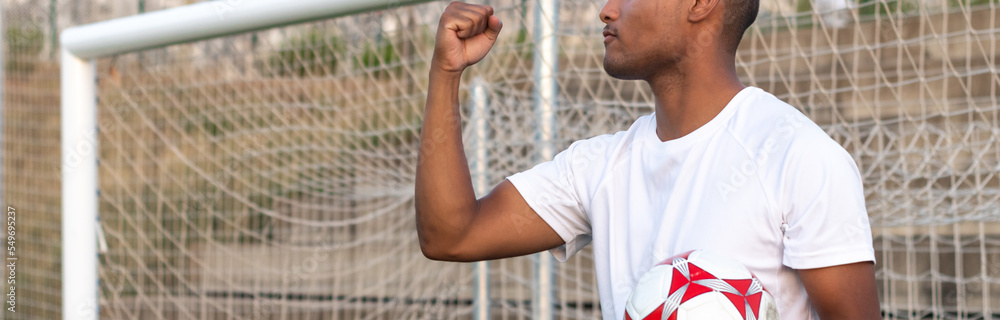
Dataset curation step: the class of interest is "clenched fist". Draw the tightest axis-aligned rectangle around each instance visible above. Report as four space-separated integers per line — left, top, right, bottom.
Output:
432 2 503 73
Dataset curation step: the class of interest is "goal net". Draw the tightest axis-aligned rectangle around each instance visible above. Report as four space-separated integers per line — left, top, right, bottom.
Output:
4 0 1000 318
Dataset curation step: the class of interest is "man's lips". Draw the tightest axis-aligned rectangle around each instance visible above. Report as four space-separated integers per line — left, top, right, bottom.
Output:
603 29 616 44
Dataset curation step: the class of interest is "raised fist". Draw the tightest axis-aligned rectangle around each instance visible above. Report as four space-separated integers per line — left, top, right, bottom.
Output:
432 2 503 73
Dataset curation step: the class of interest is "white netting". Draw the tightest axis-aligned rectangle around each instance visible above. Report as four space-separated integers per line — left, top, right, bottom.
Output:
3 0 999 318
1 1 237 319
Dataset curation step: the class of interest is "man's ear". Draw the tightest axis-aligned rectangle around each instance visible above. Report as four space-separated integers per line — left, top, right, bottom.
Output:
688 0 723 23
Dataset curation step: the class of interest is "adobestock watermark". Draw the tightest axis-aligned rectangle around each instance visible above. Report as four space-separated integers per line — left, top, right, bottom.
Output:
213 0 247 21
570 136 609 172
53 110 269 215
216 0 408 21
54 113 122 180
842 213 871 240
510 181 582 235
4 205 14 314
715 112 807 202
415 106 463 169
74 298 99 320
250 233 336 319
941 253 1000 306
184 134 270 213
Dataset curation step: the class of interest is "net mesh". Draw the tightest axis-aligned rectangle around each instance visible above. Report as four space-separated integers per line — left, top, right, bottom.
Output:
1 1 204 319
3 0 1000 318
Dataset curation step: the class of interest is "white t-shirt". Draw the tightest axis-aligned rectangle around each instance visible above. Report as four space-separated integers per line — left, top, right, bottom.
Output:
507 87 875 320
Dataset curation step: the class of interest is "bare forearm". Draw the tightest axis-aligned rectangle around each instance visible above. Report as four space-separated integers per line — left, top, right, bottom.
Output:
415 68 479 250
416 2 503 259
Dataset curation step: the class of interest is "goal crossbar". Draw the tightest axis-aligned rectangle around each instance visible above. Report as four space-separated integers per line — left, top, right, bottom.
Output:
59 1 433 318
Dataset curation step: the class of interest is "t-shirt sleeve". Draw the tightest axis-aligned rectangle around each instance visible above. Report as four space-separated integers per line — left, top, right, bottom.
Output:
780 137 876 269
506 140 595 262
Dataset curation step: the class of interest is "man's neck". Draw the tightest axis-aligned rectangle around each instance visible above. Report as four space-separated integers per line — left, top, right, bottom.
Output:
646 57 745 142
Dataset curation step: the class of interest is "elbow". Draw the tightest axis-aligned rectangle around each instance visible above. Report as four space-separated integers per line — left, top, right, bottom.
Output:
415 207 480 262
418 235 477 262
415 215 458 261
419 239 461 261
417 236 445 260
419 245 452 261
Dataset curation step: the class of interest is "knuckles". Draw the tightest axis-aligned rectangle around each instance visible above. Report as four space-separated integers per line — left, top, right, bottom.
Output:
443 2 493 20
436 2 497 45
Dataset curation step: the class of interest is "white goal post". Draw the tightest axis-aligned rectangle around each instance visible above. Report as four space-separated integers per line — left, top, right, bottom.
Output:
59 1 451 318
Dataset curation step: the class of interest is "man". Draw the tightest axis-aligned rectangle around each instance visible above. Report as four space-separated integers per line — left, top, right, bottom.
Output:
415 0 881 319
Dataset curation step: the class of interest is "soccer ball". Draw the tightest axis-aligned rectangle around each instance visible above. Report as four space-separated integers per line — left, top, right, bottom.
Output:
624 250 779 320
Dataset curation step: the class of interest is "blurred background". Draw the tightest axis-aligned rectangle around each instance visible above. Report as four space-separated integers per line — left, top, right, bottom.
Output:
2 0 1000 318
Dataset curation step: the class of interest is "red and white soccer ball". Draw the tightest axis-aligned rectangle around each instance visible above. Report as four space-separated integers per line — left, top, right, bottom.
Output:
624 250 779 320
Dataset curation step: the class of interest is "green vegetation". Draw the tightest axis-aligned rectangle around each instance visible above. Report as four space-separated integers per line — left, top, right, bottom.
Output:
854 0 920 17
265 28 346 78
514 27 533 61
947 0 998 7
264 27 417 79
6 26 44 74
357 40 401 72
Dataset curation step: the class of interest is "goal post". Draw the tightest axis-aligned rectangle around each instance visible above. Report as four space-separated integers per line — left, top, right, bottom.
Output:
59 1 443 318
60 47 98 320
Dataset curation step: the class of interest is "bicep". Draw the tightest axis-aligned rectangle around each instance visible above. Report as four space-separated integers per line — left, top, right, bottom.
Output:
449 179 565 261
797 262 880 320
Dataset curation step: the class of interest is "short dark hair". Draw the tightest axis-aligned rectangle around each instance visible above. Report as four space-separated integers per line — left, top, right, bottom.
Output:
723 0 759 53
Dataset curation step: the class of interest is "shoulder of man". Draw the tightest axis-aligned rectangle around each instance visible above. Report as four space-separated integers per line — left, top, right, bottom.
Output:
725 89 850 167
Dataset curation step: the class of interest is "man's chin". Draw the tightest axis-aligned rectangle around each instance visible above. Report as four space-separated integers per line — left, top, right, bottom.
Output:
602 59 642 80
